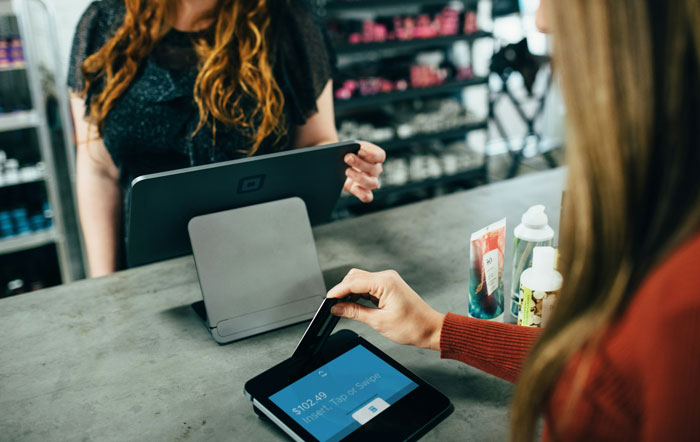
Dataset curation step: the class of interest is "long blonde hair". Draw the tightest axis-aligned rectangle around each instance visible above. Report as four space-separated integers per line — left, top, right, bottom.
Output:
81 0 286 155
511 1 700 440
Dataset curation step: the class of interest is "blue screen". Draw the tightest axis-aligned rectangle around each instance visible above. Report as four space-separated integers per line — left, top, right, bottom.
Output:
269 345 418 442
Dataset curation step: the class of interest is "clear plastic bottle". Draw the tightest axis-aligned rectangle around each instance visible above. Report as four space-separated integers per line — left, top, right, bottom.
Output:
507 205 554 324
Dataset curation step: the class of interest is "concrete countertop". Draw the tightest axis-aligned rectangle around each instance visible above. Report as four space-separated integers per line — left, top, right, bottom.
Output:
0 168 566 442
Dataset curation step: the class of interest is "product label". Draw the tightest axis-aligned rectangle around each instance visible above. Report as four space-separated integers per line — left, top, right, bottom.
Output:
483 249 499 296
518 284 559 328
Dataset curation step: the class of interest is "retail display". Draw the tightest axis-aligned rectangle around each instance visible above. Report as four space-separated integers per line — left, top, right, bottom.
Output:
329 0 491 213
0 244 59 298
0 16 24 69
0 1 83 295
327 6 475 45
338 98 479 144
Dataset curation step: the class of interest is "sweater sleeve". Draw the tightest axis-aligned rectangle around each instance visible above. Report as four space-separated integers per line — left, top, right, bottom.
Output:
440 313 540 383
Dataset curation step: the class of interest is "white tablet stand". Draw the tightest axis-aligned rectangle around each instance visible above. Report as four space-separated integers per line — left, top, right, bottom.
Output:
188 197 327 344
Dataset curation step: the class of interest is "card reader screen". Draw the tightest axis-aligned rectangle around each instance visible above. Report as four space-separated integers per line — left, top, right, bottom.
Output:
270 345 418 442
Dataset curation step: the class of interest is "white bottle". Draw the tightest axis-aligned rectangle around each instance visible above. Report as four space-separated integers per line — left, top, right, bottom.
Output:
508 205 554 323
518 247 562 328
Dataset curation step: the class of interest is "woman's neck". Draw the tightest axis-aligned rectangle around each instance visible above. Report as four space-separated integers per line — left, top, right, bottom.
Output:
172 0 218 32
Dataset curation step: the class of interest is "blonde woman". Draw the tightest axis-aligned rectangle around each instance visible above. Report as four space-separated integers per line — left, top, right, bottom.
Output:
69 0 385 276
328 0 700 440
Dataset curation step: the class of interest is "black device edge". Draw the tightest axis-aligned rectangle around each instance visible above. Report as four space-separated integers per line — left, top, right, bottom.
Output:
244 330 453 442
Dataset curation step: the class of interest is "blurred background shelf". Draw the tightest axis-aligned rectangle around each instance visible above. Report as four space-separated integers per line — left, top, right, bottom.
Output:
334 31 492 55
335 77 488 112
336 166 487 210
378 120 488 152
0 229 55 255
326 0 476 11
0 110 40 132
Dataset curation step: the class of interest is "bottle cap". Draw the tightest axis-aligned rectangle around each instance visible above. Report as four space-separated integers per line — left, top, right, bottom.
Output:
522 205 548 229
532 246 555 273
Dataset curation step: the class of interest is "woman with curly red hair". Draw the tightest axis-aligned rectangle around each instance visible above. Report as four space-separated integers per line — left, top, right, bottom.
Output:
68 0 385 276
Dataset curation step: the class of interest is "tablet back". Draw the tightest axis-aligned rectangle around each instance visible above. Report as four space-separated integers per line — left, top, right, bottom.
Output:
188 197 326 343
127 141 359 268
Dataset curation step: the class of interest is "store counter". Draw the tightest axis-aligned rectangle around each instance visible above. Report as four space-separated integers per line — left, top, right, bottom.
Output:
0 168 565 442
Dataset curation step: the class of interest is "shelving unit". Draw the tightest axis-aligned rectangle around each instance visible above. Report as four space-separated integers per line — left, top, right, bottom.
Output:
379 120 488 152
326 0 472 11
334 30 491 55
325 0 491 214
0 229 54 255
336 166 486 210
334 77 488 112
0 0 83 296
0 110 39 131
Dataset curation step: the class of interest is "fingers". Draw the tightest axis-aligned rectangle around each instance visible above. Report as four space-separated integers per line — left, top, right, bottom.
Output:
344 177 374 203
346 167 380 190
326 268 380 299
345 153 383 178
357 141 387 164
330 301 378 326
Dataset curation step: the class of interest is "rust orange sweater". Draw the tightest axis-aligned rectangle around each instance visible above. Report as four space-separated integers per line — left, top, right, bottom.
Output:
440 230 700 441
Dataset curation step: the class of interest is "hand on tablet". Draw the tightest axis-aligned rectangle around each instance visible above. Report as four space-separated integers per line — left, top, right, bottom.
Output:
344 141 386 203
327 269 445 351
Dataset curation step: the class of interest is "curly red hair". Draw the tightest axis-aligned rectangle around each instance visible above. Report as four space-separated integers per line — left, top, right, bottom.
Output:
82 0 286 155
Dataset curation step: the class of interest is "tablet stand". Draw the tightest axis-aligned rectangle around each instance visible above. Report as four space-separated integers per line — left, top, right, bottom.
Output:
188 197 327 344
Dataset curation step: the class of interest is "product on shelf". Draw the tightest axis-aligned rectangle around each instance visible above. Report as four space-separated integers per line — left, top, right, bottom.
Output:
0 150 44 186
1 245 57 298
380 140 483 189
329 6 478 45
338 98 480 143
334 50 476 100
0 16 24 68
0 163 53 240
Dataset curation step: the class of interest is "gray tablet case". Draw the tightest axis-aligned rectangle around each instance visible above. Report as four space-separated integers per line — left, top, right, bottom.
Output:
188 197 326 344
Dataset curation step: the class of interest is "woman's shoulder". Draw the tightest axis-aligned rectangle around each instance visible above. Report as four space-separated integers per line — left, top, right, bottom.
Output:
636 229 700 316
74 0 125 37
68 0 125 91
612 228 700 355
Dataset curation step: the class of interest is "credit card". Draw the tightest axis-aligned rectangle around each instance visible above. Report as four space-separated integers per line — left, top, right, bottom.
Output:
292 297 341 359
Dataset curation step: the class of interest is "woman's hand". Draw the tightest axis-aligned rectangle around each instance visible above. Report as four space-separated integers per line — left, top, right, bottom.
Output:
326 269 445 351
343 141 386 203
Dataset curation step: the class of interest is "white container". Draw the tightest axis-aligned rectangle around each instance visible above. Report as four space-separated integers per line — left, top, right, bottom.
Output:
507 205 554 323
518 247 562 328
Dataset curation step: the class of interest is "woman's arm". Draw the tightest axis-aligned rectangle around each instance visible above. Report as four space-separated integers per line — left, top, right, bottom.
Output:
71 94 122 277
326 269 541 383
294 80 386 203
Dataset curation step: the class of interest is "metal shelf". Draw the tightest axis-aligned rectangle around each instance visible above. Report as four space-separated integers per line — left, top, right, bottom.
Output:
0 229 55 255
336 166 486 210
0 64 26 73
378 120 488 151
335 31 491 55
0 170 44 188
0 110 40 132
335 77 488 112
326 0 477 11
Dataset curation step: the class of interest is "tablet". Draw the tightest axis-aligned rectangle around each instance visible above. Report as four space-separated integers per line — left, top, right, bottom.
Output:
127 140 360 267
245 329 453 442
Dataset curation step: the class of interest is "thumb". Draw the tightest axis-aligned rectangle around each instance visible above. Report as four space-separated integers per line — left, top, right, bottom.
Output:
331 301 377 325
